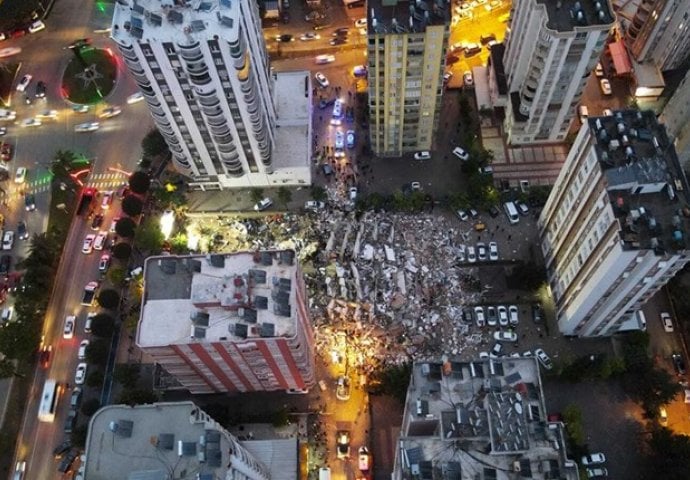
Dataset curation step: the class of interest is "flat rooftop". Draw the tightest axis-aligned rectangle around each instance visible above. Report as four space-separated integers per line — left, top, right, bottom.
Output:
397 359 578 480
537 0 614 32
587 109 690 253
273 71 312 171
139 251 298 347
84 402 297 480
368 0 451 35
112 0 240 46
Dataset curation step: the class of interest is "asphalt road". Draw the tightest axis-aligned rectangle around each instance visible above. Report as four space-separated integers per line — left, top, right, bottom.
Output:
4 1 153 478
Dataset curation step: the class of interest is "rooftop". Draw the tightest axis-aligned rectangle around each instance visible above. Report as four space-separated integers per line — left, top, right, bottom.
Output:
112 0 240 45
397 359 578 480
537 0 614 32
83 402 295 480
273 71 312 171
138 251 299 347
587 109 690 253
368 0 451 35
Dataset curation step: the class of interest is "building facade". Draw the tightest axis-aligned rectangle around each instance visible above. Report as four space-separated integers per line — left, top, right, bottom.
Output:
393 360 578 480
83 401 298 479
111 0 311 190
624 0 690 72
538 110 690 336
366 0 451 156
659 69 690 168
503 0 614 145
137 251 315 394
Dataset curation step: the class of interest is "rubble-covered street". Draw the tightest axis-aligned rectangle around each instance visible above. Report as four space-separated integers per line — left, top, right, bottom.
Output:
187 209 493 367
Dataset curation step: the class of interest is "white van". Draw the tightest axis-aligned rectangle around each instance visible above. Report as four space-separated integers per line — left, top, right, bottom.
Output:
319 467 331 480
503 202 519 224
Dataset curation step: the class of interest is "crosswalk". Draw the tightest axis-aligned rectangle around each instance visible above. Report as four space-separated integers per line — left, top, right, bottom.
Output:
85 172 129 189
6 172 130 200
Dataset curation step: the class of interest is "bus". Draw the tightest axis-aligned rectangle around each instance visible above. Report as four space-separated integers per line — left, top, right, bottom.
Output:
38 379 61 423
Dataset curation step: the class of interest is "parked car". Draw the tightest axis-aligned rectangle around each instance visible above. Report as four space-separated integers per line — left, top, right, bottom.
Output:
28 20 46 33
535 348 553 370
17 221 28 240
414 151 431 160
463 71 474 87
497 305 508 326
2 230 14 250
467 246 476 263
346 130 355 149
586 467 608 479
493 330 518 342
53 440 72 458
78 340 90 360
336 430 351 459
254 197 273 211
661 312 674 332
490 342 503 357
487 306 497 326
24 193 35 211
82 234 95 254
532 303 544 323
70 387 83 409
14 167 27 183
452 146 470 161
63 315 76 339
489 241 498 260
599 78 612 95
672 353 686 375
74 362 87 384
336 376 351 401
581 453 606 466
474 306 485 327
456 209 468 221
517 202 529 215
16 74 32 92
314 72 329 88
476 242 487 261
305 200 325 211
508 305 519 325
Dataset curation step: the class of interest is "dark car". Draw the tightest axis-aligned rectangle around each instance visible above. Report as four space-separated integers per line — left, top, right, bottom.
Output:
91 213 104 230
64 409 77 434
0 255 11 278
70 387 83 408
462 309 473 323
330 37 347 46
276 34 293 42
672 353 686 376
488 205 500 218
52 440 72 458
319 98 336 110
17 221 28 240
333 27 349 36
57 449 78 473
24 193 35 211
532 303 543 323
39 344 52 368
469 208 479 219
34 81 46 98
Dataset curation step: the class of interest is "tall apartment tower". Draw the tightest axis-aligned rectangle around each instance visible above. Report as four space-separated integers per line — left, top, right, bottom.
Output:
624 0 690 72
137 251 315 394
503 0 614 145
659 70 690 168
538 110 690 337
111 0 312 190
366 1 451 157
83 402 298 479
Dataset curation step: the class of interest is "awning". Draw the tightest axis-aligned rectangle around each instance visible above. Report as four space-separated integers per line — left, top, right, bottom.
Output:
608 41 633 75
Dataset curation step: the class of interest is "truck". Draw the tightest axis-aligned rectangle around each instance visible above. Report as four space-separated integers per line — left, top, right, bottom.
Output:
81 281 99 306
76 188 95 216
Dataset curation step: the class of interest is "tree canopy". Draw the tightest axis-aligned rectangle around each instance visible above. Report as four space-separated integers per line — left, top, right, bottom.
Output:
98 289 121 310
134 217 164 253
112 242 132 261
129 171 151 195
115 217 137 238
90 313 116 338
122 195 144 217
141 128 169 158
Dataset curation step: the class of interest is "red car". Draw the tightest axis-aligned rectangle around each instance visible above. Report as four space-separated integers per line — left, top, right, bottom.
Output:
39 344 52 368
0 142 11 161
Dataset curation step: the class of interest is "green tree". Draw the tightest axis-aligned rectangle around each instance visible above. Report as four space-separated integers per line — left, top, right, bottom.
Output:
113 364 140 389
90 313 116 338
81 398 101 417
128 171 151 194
115 217 137 238
311 185 327 202
52 150 77 178
141 128 169 158
107 266 127 286
70 424 88 448
112 242 133 261
507 262 547 291
97 289 120 309
170 233 188 254
134 217 164 252
85 338 110 365
276 187 292 208
645 427 690 479
0 358 18 378
250 188 264 205
86 370 104 388
371 362 412 403
118 388 158 406
563 404 586 447
122 195 144 217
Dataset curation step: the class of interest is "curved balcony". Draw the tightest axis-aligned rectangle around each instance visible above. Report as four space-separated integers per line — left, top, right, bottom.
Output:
224 163 245 176
219 150 240 163
185 60 208 75
237 52 251 80
218 142 237 155
173 155 191 169
189 72 212 86
214 133 233 145
177 42 203 62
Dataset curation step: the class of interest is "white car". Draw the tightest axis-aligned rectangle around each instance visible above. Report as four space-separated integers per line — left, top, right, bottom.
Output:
101 191 113 209
599 78 612 95
489 241 498 260
346 130 355 149
300 32 320 41
99 253 111 273
354 17 367 28
78 340 90 360
2 231 14 250
535 348 553 370
254 197 273 211
85 312 96 333
75 121 100 132
126 92 145 104
497 305 508 326
74 362 87 385
474 306 485 327
477 242 487 261
314 54 335 64
586 468 608 479
99 106 122 118
349 186 358 201
0 47 21 59
315 72 329 88
14 167 27 184
94 231 108 251
493 330 517 342
16 75 32 92
487 306 497 326
18 118 41 128
467 246 476 263
304 200 325 211
661 312 674 332
335 130 345 150
0 109 17 121
456 210 468 221
36 109 58 120
82 234 96 254
594 62 604 77
452 146 470 161
581 453 606 466
28 20 46 33
414 151 431 160
72 104 90 113
463 71 474 87
508 305 519 325
110 217 120 233
63 315 76 339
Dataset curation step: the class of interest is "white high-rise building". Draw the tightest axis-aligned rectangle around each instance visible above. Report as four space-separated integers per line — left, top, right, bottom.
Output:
538 110 690 337
112 0 312 190
659 70 690 169
624 0 690 72
503 0 615 145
